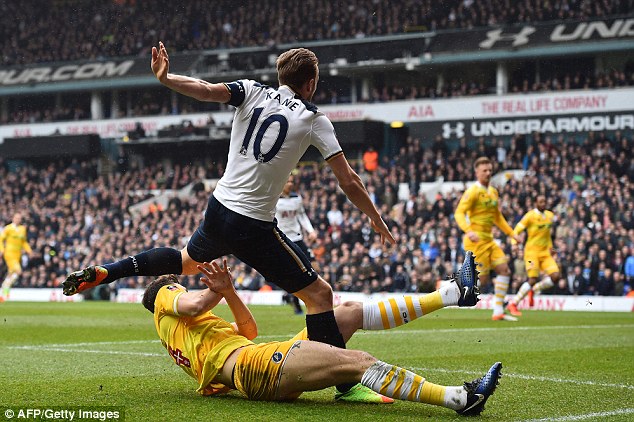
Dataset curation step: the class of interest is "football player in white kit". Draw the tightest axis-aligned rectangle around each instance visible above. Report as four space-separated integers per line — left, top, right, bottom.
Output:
63 42 395 402
276 174 318 314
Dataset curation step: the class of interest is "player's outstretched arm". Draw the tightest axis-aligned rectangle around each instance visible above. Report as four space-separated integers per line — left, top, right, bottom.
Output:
495 208 521 243
151 41 231 103
174 284 224 317
198 260 258 340
327 153 395 245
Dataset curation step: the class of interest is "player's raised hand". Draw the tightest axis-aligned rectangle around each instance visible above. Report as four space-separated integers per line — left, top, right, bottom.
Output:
198 259 234 295
371 217 395 245
151 41 170 83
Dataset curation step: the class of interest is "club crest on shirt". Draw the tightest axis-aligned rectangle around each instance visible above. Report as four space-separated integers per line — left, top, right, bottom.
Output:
167 286 180 291
272 351 284 364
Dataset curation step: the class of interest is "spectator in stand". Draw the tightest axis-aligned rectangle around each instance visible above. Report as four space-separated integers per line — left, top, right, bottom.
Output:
363 146 379 173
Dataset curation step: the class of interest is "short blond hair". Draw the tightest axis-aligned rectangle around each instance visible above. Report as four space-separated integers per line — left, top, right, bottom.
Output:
276 48 318 92
473 156 492 170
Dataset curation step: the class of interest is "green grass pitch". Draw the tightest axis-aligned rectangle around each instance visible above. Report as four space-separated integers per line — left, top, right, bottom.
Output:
0 302 633 421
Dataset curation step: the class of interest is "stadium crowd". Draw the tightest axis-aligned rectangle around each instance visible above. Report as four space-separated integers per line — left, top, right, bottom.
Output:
2 0 631 66
2 0 632 126
1 130 633 298
5 68 634 126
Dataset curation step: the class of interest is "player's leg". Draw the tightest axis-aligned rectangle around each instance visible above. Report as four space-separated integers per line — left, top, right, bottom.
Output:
276 340 502 416
231 221 387 399
508 276 536 316
353 251 480 335
507 251 539 316
63 197 230 296
1 257 21 300
469 243 509 320
62 247 190 295
533 254 558 296
491 245 515 321
226 217 355 389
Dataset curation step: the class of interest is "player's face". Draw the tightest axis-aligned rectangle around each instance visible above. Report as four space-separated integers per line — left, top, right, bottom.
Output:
536 196 546 211
283 177 294 195
475 163 492 185
12 213 22 225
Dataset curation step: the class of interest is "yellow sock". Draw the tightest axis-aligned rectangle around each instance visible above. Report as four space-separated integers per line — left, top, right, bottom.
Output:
361 361 467 410
362 284 460 330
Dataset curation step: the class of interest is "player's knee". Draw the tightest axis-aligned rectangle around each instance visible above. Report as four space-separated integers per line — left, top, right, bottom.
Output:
497 264 511 276
313 277 333 299
344 349 376 367
296 277 333 309
550 272 561 282
340 301 361 313
179 248 199 275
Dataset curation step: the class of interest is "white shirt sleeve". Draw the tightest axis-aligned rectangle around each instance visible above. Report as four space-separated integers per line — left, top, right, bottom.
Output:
310 113 343 160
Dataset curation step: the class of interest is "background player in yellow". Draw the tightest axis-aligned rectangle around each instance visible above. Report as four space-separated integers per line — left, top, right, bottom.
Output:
506 195 560 316
454 157 521 321
143 255 502 416
0 212 32 301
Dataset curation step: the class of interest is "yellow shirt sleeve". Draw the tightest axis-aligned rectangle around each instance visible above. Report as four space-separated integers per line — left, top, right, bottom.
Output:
494 208 514 237
155 285 185 317
511 212 530 245
454 186 475 233
512 212 530 236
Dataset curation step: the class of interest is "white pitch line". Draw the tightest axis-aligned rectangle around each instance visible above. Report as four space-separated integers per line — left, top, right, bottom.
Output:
9 345 163 357
353 323 634 336
520 407 634 421
409 366 634 391
33 339 161 348
8 323 634 347
256 323 634 339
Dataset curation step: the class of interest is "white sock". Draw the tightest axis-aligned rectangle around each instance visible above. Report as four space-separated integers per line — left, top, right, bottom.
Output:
360 360 467 410
513 281 532 305
534 276 554 293
493 275 510 316
361 285 460 331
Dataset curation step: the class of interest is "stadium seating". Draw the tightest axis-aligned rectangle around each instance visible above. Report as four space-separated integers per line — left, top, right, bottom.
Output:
1 130 631 296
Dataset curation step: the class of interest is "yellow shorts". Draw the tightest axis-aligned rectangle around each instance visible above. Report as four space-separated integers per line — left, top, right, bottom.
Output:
463 239 507 276
3 254 22 273
525 250 559 278
233 339 301 401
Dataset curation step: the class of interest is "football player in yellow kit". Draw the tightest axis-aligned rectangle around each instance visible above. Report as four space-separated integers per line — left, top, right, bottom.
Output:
143 255 502 416
454 157 521 321
0 213 32 301
506 195 560 316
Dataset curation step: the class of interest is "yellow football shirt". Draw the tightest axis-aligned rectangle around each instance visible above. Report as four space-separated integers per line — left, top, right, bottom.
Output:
153 285 254 395
0 223 31 256
454 182 513 242
513 209 555 251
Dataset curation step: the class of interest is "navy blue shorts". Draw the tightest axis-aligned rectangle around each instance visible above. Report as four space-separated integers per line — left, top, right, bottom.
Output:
187 195 317 294
294 239 315 261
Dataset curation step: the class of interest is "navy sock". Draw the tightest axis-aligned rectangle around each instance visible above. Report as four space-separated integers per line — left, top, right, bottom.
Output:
102 248 183 284
305 310 355 393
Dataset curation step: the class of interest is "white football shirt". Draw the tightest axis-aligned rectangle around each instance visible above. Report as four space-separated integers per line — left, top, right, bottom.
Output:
213 80 343 221
275 193 315 242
